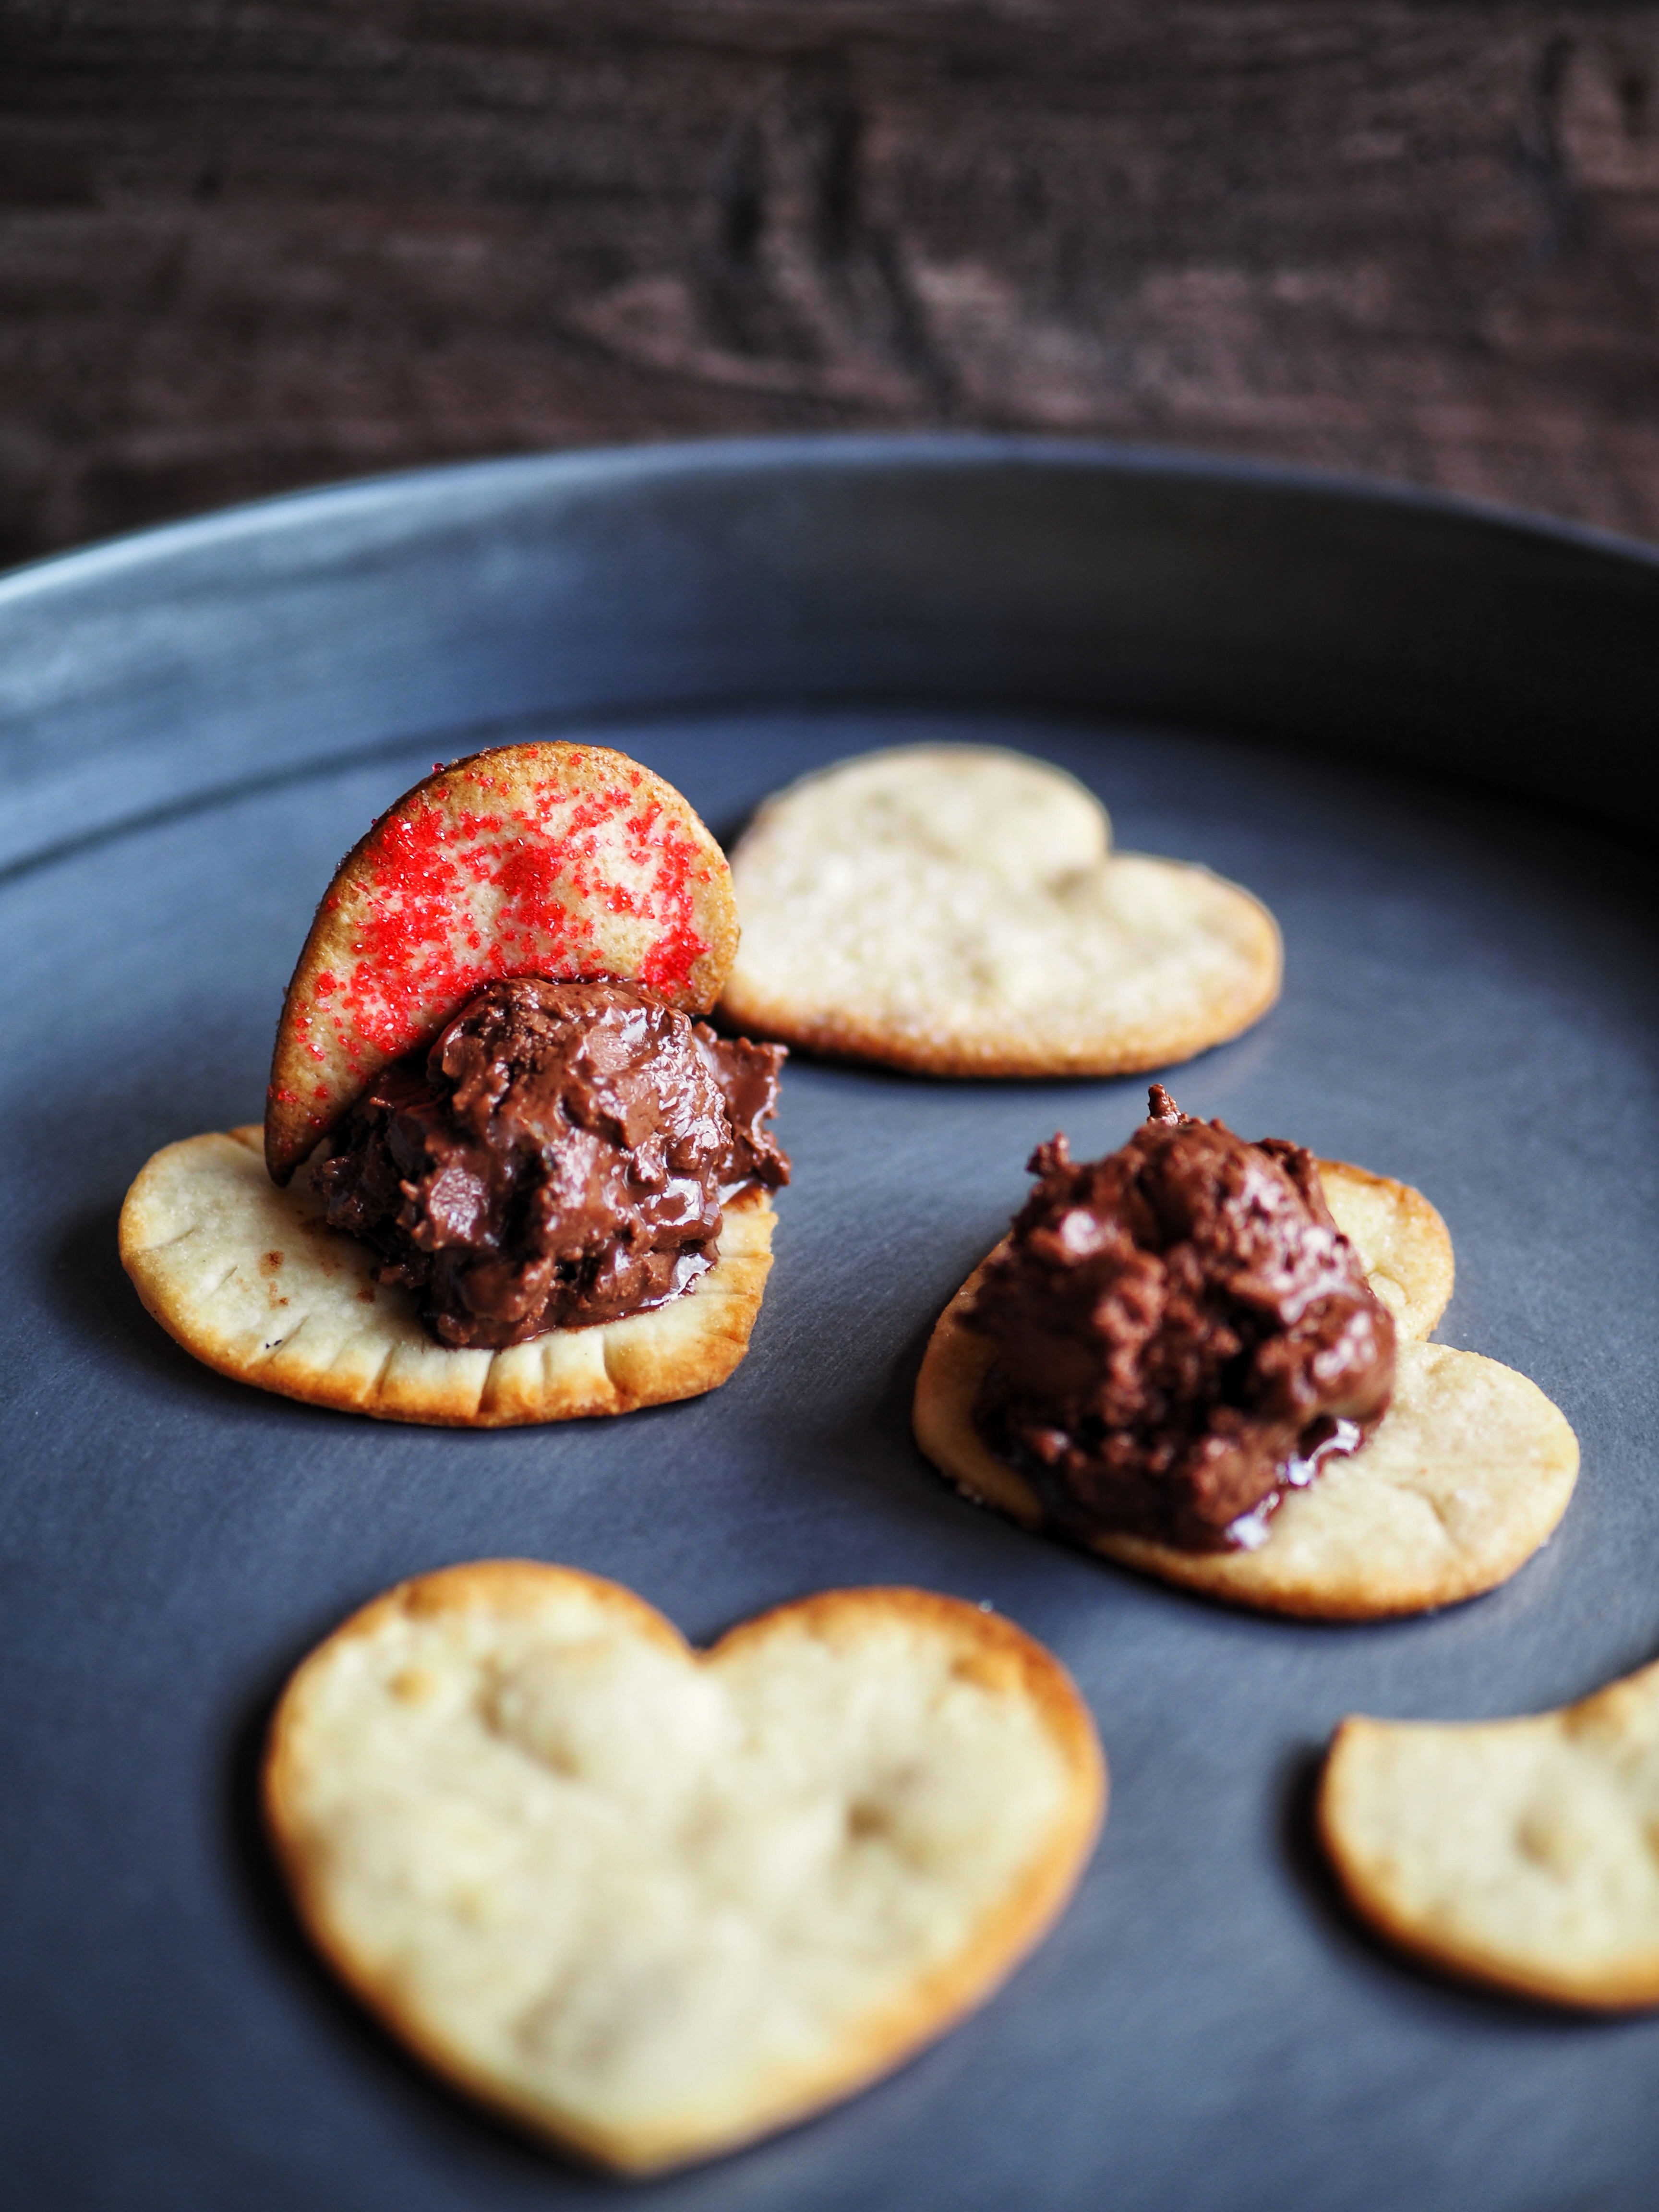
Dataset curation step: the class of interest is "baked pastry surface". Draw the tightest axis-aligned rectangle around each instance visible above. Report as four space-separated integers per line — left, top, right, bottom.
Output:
120 1126 775 1426
719 745 1281 1075
1322 1658 1659 2007
264 1562 1106 2170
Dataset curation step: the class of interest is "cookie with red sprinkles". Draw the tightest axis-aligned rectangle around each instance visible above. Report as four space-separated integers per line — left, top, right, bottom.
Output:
266 742 738 1182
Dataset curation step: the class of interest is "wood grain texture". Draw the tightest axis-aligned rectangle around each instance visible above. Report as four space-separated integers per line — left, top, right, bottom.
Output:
4 2 1658 565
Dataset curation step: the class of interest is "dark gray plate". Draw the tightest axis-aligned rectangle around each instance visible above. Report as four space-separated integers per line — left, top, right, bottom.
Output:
3 438 1658 2212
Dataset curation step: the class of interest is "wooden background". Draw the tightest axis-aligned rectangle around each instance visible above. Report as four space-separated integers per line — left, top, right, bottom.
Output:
4 1 1659 568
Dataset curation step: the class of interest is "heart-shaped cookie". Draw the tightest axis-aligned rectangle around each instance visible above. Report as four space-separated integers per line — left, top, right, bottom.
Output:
265 1564 1105 2171
267 742 738 1181
915 1160 1576 1619
718 744 1280 1074
119 1129 776 1425
1321 1656 1659 2007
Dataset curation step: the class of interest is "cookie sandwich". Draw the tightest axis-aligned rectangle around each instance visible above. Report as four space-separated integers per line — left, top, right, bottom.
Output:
120 743 789 1424
915 1087 1577 1620
264 1561 1106 2172
719 744 1281 1075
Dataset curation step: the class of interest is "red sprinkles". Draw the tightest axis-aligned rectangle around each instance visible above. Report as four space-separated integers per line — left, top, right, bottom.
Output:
302 770 709 1099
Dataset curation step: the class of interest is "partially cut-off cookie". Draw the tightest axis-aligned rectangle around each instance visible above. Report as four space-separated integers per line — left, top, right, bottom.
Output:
264 1562 1105 2172
120 1128 774 1426
267 741 738 1181
1321 1658 1659 2007
914 1164 1575 1620
718 745 1281 1076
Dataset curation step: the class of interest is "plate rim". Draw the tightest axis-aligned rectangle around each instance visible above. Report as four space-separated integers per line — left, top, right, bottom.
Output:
5 430 1658 611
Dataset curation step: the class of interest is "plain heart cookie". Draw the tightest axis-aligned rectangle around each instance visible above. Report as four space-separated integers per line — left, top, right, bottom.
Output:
718 744 1280 1075
915 1154 1576 1620
264 1563 1106 2171
1321 1656 1659 2007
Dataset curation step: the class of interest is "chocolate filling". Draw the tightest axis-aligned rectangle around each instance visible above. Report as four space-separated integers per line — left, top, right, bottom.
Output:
969 1086 1395 1551
314 977 788 1349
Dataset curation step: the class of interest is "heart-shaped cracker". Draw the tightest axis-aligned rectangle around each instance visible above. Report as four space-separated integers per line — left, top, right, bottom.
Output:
264 1563 1105 2171
1321 1657 1659 2007
119 1128 775 1425
914 1162 1576 1619
718 745 1280 1075
267 743 738 1181
1318 1158 1455 1344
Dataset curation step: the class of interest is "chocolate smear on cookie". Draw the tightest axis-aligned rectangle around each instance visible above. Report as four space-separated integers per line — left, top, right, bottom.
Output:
316 978 787 1349
968 1085 1395 1551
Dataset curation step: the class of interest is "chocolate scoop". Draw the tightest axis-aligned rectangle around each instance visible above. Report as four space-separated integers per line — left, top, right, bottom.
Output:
969 1085 1395 1550
315 977 788 1349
